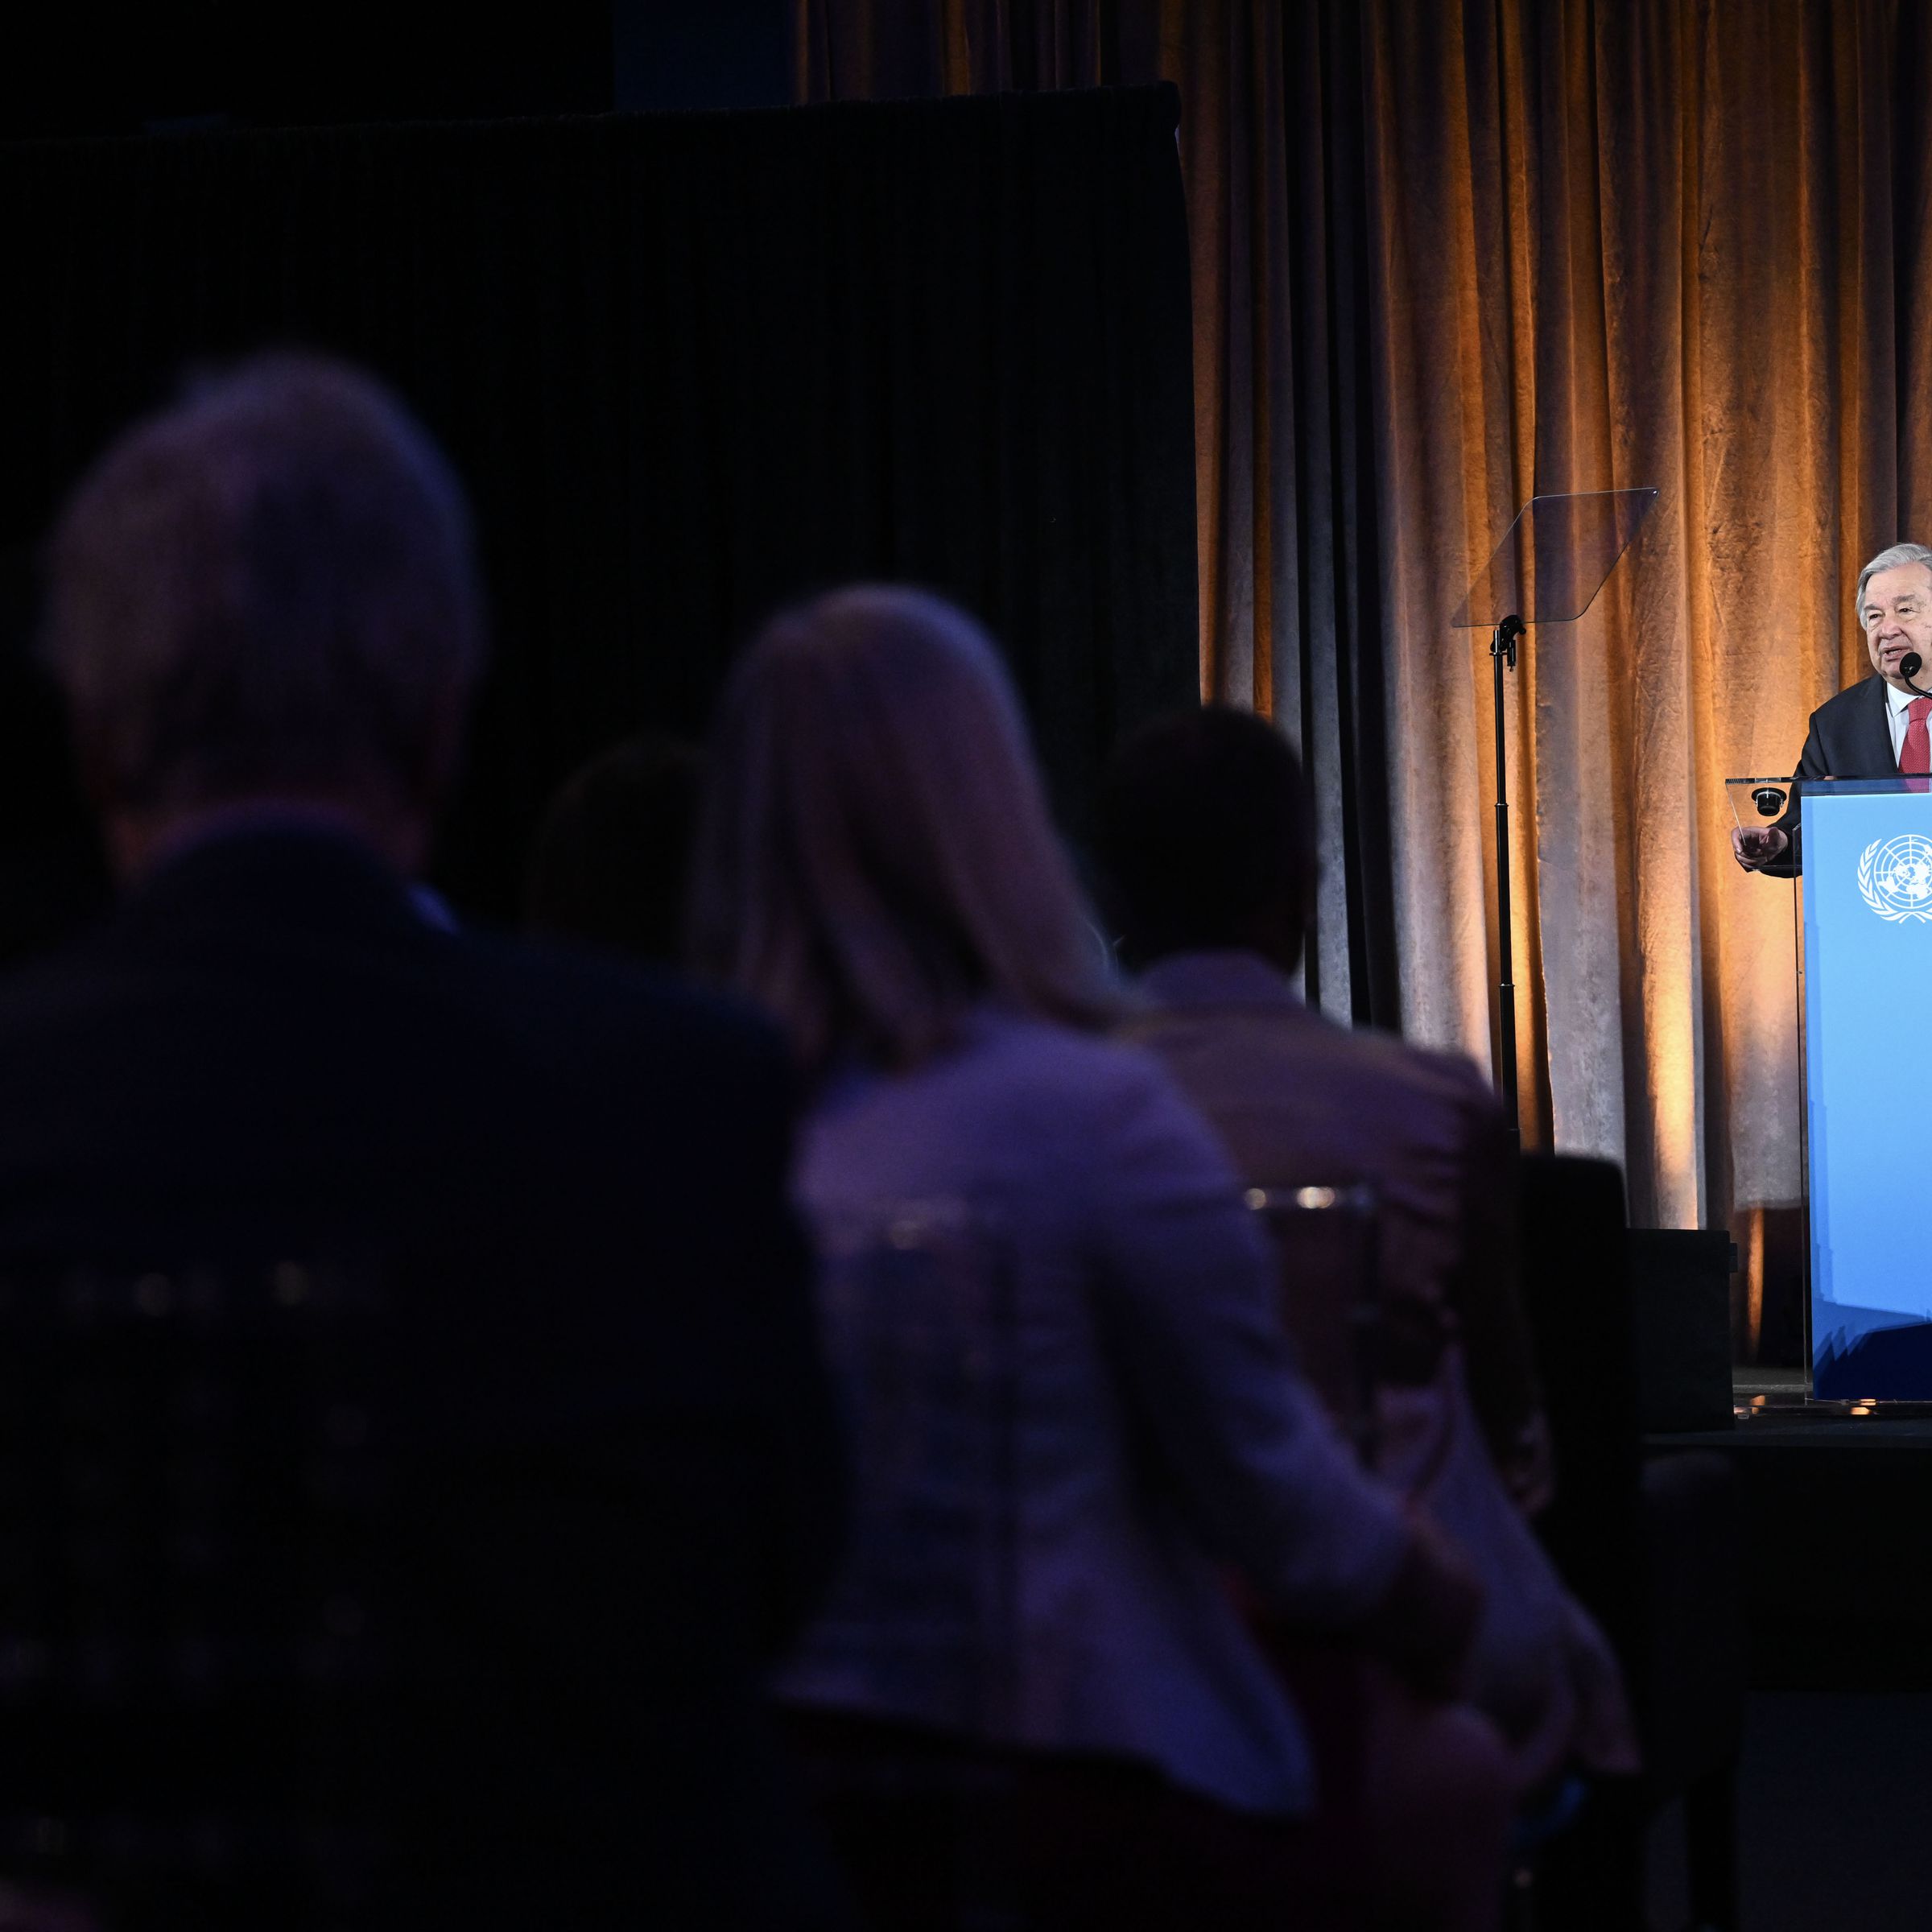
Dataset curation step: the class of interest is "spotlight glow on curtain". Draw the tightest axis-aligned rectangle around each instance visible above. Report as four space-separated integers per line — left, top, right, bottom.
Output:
798 0 1932 1292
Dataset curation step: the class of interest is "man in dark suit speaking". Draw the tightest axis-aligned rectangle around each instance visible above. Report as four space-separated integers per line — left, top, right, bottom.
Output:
1734 539 1932 873
0 356 847 1929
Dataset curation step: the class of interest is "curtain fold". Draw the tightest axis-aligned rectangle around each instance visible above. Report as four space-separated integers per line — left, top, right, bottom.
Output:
798 0 1932 1344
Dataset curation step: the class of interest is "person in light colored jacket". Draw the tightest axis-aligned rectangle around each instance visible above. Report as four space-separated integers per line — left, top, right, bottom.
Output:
687 584 1512 1931
1098 703 1638 1798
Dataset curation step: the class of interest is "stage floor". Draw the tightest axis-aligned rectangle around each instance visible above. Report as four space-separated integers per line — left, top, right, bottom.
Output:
1649 1373 1932 1688
1648 1693 1932 1932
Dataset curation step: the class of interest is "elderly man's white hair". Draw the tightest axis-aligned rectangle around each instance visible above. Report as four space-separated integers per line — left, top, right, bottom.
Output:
1853 542 1932 617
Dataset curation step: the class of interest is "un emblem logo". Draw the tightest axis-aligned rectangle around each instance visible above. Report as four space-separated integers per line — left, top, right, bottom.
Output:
1858 835 1932 922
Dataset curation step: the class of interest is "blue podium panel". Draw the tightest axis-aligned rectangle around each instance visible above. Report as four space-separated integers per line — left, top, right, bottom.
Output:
1803 779 1932 1398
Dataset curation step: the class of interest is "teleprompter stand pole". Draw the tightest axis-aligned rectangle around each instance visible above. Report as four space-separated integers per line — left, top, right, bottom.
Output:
1492 614 1525 1146
1454 489 1657 1146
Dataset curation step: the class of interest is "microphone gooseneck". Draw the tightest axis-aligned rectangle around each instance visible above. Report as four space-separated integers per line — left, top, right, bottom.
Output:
1901 652 1932 699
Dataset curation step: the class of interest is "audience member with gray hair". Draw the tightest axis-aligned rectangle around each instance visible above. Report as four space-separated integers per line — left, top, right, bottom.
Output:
42 352 484 880
1734 539 1932 874
0 353 848 1930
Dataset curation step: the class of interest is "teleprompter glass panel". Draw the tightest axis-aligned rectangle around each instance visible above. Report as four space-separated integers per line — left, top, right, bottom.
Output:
1451 489 1658 630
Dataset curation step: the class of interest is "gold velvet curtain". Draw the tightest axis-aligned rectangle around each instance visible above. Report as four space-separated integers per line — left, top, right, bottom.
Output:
795 0 1932 1323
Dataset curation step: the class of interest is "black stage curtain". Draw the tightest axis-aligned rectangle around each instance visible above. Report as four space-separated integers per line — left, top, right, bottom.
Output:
798 3 1404 1032
0 85 1198 923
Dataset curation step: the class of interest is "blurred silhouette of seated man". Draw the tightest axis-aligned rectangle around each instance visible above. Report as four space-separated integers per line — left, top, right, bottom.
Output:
0 353 846 1930
1100 706 1637 1796
524 733 703 966
1733 540 1932 877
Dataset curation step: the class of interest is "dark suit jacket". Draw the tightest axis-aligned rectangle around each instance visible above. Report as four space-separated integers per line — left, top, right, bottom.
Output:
0 828 847 1930
1765 674 1898 873
1797 671 1897 781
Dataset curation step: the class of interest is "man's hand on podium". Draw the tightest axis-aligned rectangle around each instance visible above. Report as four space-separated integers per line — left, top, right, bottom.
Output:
1732 824 1789 871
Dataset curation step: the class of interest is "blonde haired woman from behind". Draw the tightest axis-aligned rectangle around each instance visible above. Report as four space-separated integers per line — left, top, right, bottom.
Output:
688 585 1512 1931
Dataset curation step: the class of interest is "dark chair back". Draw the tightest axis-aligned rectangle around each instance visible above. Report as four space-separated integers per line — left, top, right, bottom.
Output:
1517 1154 1645 1667
1517 1156 1744 1931
1243 1184 1381 1460
0 1257 391 1931
808 1199 1021 1732
796 1200 1025 1930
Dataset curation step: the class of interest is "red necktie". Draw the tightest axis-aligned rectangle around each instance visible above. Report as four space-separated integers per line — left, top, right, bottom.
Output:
1906 696 1932 778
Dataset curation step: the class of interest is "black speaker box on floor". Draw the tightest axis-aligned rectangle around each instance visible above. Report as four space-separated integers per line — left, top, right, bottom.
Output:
1629 1228 1736 1434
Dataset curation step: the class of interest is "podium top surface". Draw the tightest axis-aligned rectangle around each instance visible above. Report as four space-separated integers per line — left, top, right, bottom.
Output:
1452 488 1658 630
1795 777 1932 797
1724 776 1932 795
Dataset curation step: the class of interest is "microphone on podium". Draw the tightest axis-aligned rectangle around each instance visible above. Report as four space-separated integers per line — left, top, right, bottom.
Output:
1900 652 1932 699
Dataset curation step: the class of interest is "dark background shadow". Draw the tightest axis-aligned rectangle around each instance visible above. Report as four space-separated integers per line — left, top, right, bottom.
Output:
0 15 1198 925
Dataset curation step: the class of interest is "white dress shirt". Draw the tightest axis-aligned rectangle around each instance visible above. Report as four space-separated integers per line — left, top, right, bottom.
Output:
1885 677 1930 765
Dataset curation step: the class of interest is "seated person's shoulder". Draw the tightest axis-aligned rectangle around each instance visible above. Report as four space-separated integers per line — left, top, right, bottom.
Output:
1258 1009 1501 1132
1384 1030 1500 1106
457 927 792 1100
1208 993 1492 1099
903 1009 1209 1150
1356 1027 1502 1132
985 1005 1187 1093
